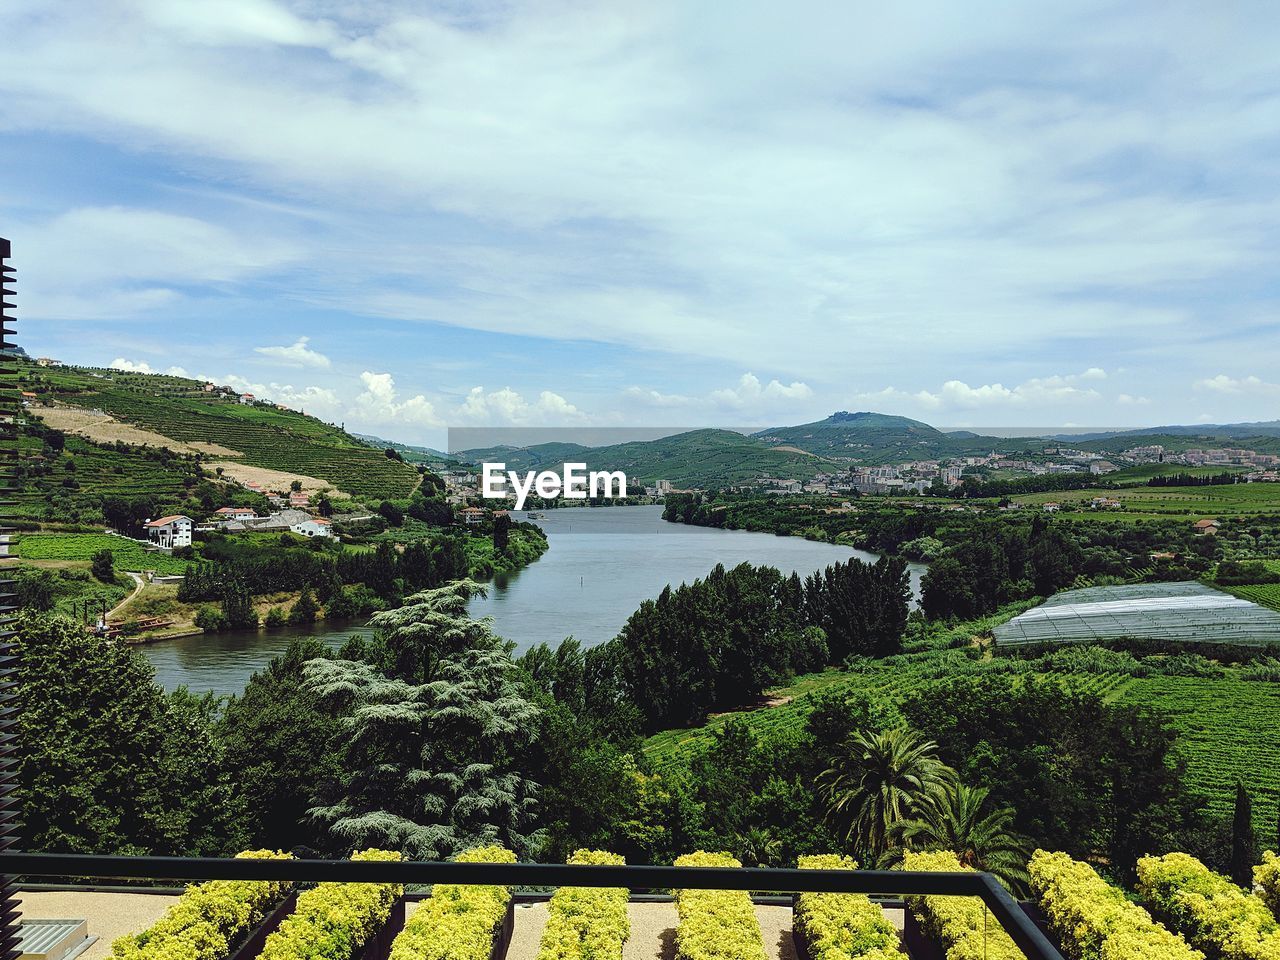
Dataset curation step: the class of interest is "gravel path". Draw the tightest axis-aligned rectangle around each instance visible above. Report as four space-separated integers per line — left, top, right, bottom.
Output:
17 890 177 960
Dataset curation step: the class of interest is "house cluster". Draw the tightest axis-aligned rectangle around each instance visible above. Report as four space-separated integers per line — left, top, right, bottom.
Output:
141 504 336 550
203 504 335 538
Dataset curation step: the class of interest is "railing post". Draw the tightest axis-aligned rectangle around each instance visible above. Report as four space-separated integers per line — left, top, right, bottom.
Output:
0 236 22 960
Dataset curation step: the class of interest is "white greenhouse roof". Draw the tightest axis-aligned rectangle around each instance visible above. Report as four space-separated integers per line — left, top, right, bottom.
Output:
993 581 1280 647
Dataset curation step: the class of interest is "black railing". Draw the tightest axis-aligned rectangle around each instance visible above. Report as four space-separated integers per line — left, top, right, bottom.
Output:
1 852 1066 960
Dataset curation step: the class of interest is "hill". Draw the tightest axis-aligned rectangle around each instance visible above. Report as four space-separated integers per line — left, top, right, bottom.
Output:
17 360 422 502
1053 420 1280 443
353 433 455 467
458 428 831 487
752 410 1049 462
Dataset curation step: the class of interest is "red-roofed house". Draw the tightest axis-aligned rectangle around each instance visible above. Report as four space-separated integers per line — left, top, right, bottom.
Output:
214 506 257 519
145 515 193 548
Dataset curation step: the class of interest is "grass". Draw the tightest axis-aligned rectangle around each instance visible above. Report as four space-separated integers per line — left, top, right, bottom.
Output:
18 533 193 575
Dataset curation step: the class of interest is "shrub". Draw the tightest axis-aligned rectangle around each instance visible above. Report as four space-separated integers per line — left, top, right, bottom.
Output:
388 846 514 960
794 855 902 959
264 607 286 629
195 606 229 632
112 850 294 960
901 850 1026 960
673 851 766 960
259 849 402 960
536 850 630 960
1029 850 1201 960
1137 852 1280 960
1258 853 1280 918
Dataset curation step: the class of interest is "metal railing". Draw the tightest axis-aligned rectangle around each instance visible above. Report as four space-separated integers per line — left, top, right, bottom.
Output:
1 852 1066 960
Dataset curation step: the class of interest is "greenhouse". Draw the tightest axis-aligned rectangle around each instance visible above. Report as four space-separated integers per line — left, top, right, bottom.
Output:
993 581 1280 647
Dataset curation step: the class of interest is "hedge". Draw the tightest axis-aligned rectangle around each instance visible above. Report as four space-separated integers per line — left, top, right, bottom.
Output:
900 850 1026 960
1029 850 1201 960
1259 853 1280 919
259 849 403 960
1137 852 1280 960
794 854 902 959
387 846 515 960
536 850 630 960
112 850 294 960
673 852 766 960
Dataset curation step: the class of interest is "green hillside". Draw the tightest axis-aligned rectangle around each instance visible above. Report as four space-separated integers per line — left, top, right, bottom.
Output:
752 410 1050 462
18 361 421 501
459 428 831 487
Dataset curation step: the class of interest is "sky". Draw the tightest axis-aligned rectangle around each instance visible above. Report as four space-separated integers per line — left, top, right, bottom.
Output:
2 1 1279 446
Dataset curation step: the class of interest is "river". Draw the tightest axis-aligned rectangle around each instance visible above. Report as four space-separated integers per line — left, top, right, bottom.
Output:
142 505 925 696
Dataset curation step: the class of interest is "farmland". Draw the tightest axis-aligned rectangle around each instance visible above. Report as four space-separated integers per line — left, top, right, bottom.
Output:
18 361 421 501
18 533 193 575
642 651 1280 835
1010 481 1280 520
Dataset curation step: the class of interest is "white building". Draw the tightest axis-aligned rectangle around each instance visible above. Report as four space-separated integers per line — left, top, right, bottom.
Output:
291 517 335 539
145 515 193 549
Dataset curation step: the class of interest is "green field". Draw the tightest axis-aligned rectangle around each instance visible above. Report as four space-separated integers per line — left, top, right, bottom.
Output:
642 657 1280 834
1012 481 1280 519
18 533 193 575
19 362 421 501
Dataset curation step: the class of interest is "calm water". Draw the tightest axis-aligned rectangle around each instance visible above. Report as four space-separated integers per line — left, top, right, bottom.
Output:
143 505 924 695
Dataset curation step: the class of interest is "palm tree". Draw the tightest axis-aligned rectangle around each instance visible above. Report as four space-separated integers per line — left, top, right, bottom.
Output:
817 728 956 864
896 783 1033 894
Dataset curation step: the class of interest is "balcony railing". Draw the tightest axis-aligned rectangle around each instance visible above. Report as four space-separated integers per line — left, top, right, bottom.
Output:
1 851 1066 960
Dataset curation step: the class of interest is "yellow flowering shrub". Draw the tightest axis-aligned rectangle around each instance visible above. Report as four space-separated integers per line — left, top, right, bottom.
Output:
112 850 294 960
794 855 903 959
1257 853 1280 919
900 850 1026 960
673 852 766 960
388 846 515 960
259 849 403 960
535 850 630 960
1137 852 1280 960
1029 850 1201 960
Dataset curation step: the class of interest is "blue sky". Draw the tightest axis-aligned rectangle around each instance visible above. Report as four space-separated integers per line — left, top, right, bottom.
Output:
2 0 1279 446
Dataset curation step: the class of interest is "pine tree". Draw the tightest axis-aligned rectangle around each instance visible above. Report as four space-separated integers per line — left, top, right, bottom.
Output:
305 581 542 860
1231 780 1257 889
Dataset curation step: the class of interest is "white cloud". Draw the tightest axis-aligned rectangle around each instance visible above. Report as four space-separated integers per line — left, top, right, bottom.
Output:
455 386 584 426
859 369 1107 411
710 373 813 409
1117 393 1150 405
254 336 331 369
626 373 812 416
1194 374 1280 396
110 358 192 377
350 371 442 428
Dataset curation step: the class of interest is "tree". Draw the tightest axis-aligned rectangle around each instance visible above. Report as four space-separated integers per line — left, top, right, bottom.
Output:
15 567 56 611
218 639 345 852
221 581 258 630
288 585 318 625
1230 781 1257 889
378 501 404 528
304 582 543 860
901 676 1191 877
896 783 1032 893
90 548 116 584
316 496 334 518
16 613 245 855
817 728 955 865
493 512 511 552
290 479 303 493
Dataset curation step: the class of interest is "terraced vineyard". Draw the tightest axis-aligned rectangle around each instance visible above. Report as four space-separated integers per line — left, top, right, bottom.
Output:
13 430 197 521
21 362 420 501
